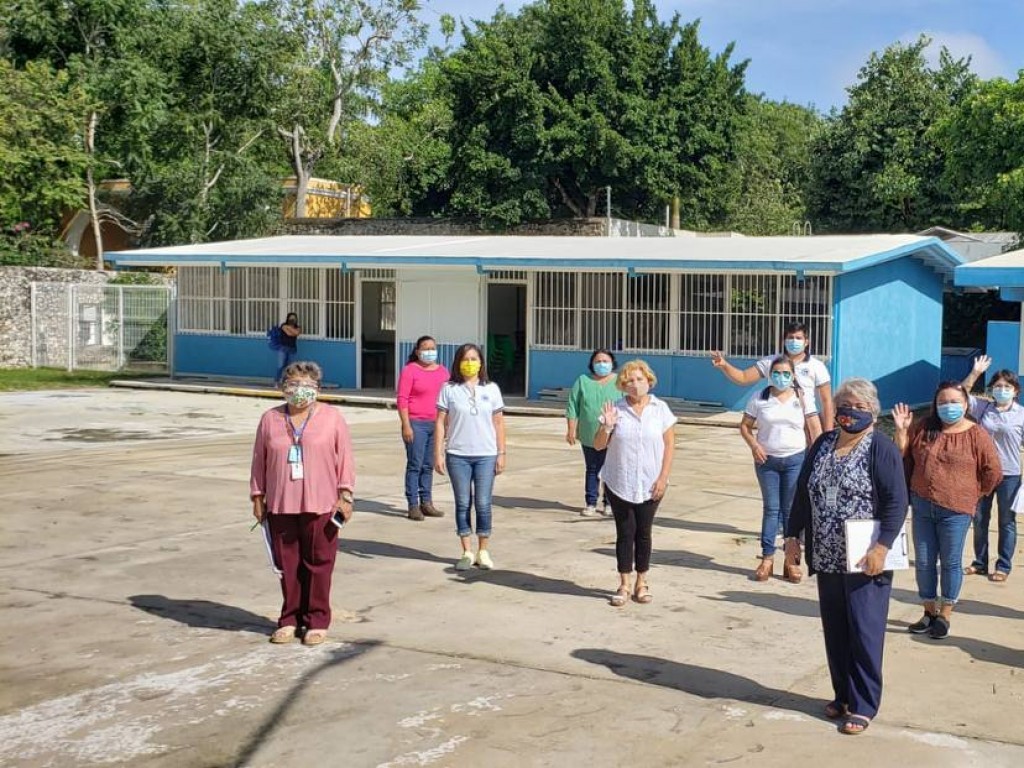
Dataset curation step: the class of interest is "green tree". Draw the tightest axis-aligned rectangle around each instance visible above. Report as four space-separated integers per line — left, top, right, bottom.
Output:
437 0 747 227
273 0 427 218
807 36 975 232
938 73 1024 234
724 96 822 235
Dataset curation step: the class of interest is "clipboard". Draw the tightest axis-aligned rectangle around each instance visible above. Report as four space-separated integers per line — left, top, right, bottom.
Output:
844 519 909 573
259 519 283 578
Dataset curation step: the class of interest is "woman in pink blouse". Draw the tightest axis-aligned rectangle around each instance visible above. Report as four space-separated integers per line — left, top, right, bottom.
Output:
397 335 450 521
250 361 355 646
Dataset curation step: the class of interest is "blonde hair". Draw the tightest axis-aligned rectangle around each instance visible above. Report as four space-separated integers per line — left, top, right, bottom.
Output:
617 359 657 390
281 361 323 385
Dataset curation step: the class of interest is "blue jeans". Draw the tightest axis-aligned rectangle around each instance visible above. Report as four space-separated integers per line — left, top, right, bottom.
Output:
911 494 973 605
446 454 497 538
275 347 296 383
754 451 805 557
972 474 1019 575
581 445 608 507
404 420 436 507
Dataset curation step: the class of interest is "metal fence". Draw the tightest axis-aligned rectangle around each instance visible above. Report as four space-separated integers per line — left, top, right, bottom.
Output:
30 282 174 372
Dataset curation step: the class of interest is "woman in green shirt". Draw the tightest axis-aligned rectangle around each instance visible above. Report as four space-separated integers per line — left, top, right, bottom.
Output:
566 349 621 516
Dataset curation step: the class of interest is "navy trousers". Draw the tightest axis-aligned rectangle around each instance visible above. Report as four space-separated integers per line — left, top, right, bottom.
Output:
816 571 892 719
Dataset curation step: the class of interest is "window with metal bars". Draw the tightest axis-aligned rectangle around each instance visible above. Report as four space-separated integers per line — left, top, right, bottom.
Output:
625 274 671 351
285 268 322 336
325 270 355 339
533 272 577 347
178 266 228 333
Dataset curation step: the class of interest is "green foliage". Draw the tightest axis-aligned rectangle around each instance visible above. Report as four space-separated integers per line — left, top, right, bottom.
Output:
807 36 975 232
937 73 1024 234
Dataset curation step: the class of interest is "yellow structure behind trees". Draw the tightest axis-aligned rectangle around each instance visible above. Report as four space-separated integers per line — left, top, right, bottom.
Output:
281 178 371 219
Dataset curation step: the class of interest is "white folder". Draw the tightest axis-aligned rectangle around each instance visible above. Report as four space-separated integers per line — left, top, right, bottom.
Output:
844 519 910 573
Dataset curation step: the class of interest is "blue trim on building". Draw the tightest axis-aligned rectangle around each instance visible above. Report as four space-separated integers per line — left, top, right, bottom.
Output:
985 321 1020 378
175 334 357 387
956 266 1024 288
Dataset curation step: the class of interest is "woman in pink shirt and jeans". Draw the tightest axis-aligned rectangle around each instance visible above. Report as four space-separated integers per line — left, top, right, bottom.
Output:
397 336 450 521
250 361 356 646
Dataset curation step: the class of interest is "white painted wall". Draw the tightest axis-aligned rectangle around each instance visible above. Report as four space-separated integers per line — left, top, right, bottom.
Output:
396 268 483 345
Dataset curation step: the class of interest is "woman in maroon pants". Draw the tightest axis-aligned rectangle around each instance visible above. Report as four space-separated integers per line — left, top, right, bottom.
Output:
250 361 355 645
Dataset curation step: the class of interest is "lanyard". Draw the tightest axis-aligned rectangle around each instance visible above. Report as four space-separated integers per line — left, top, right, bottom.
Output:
284 405 314 464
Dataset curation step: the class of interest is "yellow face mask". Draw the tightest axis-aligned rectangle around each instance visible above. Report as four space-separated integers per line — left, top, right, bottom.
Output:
460 360 481 378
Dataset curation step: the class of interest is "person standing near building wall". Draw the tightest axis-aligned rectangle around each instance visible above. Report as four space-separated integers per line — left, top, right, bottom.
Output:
273 313 301 384
397 335 449 521
961 355 1023 582
710 321 833 441
565 349 621 517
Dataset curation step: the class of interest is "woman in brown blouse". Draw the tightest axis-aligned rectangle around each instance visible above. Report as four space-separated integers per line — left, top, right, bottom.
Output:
893 381 1001 640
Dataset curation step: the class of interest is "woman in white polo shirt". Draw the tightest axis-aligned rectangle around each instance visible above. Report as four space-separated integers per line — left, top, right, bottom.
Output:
740 356 814 583
435 343 506 571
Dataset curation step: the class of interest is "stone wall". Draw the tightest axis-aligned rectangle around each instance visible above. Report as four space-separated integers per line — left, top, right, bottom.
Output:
283 216 687 238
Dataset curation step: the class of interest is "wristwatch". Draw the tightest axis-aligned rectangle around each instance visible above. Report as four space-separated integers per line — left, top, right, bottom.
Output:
339 490 354 504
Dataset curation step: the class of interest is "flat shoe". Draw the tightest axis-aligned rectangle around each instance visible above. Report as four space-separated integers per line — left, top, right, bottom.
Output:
302 629 327 646
610 588 629 607
633 585 653 604
964 564 987 576
989 571 1008 583
824 701 848 720
839 714 871 735
269 626 296 644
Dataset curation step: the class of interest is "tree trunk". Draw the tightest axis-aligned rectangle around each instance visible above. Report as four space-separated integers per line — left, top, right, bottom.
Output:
671 196 681 229
85 110 104 270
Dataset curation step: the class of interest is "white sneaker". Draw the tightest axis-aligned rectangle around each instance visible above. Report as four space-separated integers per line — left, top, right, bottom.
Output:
581 505 597 517
455 551 476 571
600 503 613 518
476 549 494 570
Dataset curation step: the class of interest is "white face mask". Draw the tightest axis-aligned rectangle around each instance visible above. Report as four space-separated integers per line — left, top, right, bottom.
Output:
625 379 650 398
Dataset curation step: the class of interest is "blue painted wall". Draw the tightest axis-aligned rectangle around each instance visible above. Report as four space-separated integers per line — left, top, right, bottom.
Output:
528 350 775 410
986 321 1021 379
175 334 357 387
832 257 944 408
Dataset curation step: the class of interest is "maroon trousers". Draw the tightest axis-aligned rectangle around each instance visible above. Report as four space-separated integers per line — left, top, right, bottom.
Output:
268 513 338 630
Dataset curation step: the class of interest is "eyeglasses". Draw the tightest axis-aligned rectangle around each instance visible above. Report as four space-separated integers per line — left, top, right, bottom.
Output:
282 381 319 392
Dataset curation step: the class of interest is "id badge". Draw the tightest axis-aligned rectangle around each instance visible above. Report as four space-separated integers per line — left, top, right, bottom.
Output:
825 486 839 509
290 462 304 480
288 445 301 464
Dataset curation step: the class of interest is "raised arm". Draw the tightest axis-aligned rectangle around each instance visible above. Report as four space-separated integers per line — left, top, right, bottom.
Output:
710 351 762 386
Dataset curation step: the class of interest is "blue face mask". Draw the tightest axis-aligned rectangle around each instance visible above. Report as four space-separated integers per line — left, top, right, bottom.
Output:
593 361 613 377
937 402 965 424
418 349 438 364
770 371 794 390
992 386 1015 405
836 406 873 434
784 338 805 355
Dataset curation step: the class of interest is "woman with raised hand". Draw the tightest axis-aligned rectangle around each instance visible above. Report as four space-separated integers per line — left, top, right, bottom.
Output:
397 335 450 521
894 381 1001 640
565 348 620 517
961 355 1023 583
593 359 676 607
435 343 506 571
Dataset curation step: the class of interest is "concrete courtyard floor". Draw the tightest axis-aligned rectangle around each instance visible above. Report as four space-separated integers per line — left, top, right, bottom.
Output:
0 389 1021 767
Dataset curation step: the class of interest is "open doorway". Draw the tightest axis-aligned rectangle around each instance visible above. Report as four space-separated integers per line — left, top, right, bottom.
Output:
360 280 396 389
487 282 527 396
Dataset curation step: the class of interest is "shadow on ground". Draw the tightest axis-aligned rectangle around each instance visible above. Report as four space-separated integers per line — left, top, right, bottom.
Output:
340 538 450 564
493 495 578 513
572 648 824 718
701 590 821 618
591 546 751 578
453 569 608 599
891 587 1024 621
888 619 1024 668
231 641 381 767
128 595 275 633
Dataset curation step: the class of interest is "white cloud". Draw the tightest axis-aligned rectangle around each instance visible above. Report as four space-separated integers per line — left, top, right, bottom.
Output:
903 30 1007 78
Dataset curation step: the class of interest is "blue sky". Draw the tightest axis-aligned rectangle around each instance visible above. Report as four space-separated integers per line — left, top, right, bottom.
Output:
420 0 1024 111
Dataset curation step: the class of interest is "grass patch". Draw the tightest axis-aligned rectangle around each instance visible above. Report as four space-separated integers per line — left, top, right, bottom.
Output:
0 368 159 392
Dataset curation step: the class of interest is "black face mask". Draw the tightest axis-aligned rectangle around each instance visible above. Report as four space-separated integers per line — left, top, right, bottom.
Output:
836 406 873 434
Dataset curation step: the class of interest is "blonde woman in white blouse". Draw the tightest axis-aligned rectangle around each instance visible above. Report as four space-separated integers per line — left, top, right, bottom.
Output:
593 359 676 607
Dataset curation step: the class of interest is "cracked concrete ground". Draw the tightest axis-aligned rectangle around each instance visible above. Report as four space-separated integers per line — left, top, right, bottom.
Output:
0 388 1021 767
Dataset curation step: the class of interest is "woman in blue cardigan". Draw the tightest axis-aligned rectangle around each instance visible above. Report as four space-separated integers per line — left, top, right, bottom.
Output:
784 378 908 735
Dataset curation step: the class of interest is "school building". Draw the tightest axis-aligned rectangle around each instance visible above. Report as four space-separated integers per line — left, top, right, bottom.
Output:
107 234 963 410
955 247 1024 380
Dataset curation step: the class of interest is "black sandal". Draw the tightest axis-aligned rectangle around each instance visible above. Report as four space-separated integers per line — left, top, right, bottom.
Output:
840 714 871 735
824 701 847 720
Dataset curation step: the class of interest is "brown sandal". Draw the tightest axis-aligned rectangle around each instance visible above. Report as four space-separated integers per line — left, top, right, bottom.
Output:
633 585 652 604
269 626 296 644
610 587 629 607
784 562 803 584
754 557 774 582
302 629 328 646
989 571 1008 583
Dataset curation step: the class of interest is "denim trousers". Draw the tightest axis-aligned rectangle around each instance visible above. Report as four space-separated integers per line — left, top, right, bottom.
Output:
275 347 296 383
581 445 608 507
911 493 973 604
753 451 805 558
972 474 1019 575
446 453 497 538
404 419 436 507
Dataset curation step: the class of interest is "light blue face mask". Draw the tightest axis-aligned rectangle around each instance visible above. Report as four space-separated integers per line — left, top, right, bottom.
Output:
784 338 805 355
937 402 965 424
992 386 1015 405
593 361 613 377
418 349 438 364
771 371 794 390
